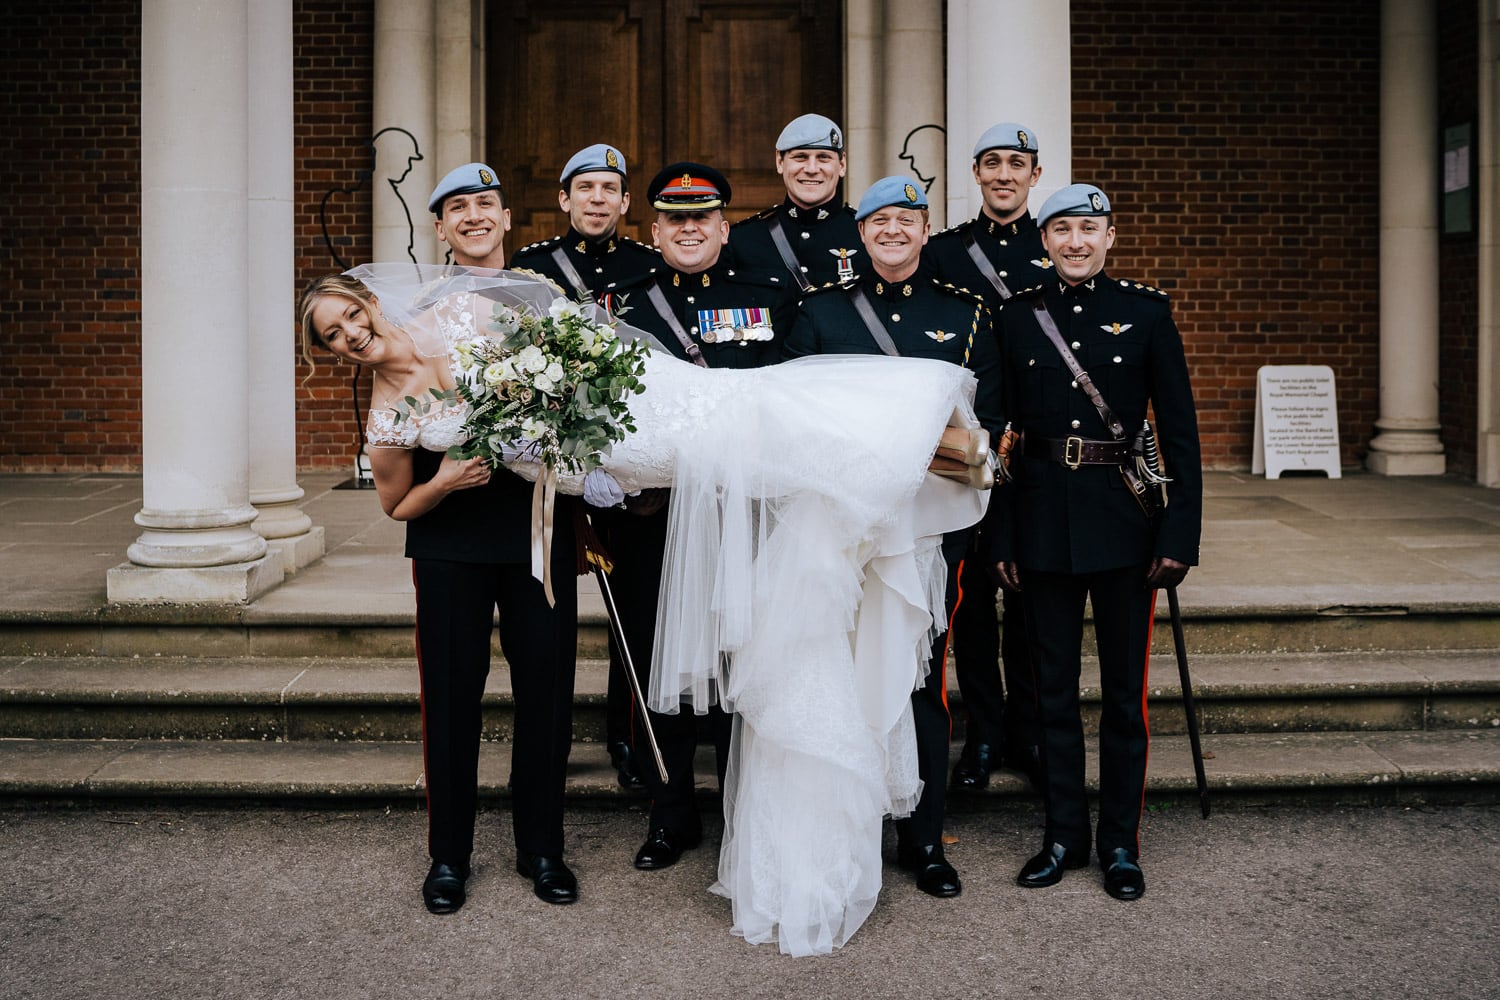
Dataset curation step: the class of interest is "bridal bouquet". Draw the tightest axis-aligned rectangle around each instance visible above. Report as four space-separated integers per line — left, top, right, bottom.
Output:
447 297 649 475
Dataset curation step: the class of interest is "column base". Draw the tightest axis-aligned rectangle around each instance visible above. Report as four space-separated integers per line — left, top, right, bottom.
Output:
1478 434 1500 488
265 526 326 575
107 555 285 605
1365 451 1447 476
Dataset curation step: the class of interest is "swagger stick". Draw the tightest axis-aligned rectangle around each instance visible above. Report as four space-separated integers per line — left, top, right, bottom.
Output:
1166 586 1210 819
583 516 669 785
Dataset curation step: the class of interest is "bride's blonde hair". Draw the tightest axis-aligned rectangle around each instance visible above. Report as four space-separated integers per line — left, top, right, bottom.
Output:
296 272 378 380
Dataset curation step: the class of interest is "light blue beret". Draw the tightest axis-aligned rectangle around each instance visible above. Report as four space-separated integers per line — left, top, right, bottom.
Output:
973 122 1039 159
560 143 627 185
1037 183 1111 228
776 113 844 152
428 162 503 214
855 175 928 221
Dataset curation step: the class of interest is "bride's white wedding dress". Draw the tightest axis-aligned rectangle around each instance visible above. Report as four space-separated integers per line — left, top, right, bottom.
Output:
626 352 986 956
349 263 988 956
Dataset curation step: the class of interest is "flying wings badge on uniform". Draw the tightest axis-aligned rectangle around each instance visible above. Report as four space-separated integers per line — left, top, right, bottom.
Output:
926 330 957 343
829 247 859 282
698 307 774 344
1034 257 1053 269
1102 322 1133 335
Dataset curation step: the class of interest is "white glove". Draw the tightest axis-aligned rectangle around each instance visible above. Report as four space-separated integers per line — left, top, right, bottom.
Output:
496 439 543 464
583 468 626 508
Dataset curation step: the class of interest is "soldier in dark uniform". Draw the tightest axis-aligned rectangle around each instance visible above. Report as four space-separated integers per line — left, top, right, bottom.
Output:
509 143 658 301
508 144 659 791
599 162 797 872
923 123 1052 793
727 113 862 293
991 184 1202 902
784 175 1002 899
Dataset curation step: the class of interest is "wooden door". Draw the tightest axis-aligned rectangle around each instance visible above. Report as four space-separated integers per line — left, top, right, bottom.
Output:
488 0 843 251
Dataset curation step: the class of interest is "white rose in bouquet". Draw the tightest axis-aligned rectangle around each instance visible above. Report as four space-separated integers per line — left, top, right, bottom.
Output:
517 345 548 373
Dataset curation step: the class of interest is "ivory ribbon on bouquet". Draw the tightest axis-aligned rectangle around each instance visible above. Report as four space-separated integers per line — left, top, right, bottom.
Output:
529 467 559 607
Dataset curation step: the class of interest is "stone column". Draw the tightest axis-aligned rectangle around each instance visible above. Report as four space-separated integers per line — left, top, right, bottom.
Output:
247 0 324 573
882 0 946 225
111 0 281 603
1367 0 1446 475
434 0 484 171
1477 0 1500 486
844 0 883 202
373 0 438 264
946 0 1072 225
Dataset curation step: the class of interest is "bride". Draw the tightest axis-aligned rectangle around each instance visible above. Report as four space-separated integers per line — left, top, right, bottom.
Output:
344 263 990 955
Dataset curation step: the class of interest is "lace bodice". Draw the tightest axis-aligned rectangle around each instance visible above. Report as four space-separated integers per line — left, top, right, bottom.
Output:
362 292 481 451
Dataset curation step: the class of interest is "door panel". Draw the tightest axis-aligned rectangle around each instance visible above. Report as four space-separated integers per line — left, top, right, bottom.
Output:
664 1 843 219
488 2 664 248
488 0 842 250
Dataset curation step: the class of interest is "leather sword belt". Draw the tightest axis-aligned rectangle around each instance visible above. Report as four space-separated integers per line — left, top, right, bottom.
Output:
1024 434 1131 470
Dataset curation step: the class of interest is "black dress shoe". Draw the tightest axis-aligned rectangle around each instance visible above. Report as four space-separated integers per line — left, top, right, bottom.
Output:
950 743 996 790
896 843 962 898
633 827 702 870
422 860 469 915
515 853 578 904
608 740 645 789
1102 848 1145 901
1016 842 1088 889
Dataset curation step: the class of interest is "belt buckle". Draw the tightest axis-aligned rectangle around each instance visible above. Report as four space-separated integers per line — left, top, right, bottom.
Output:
1063 435 1084 470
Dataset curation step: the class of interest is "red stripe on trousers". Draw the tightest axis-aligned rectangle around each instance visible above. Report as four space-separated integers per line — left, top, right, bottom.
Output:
1136 588 1158 855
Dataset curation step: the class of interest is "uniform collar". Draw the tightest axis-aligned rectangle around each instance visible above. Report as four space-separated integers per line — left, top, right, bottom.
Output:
1054 271 1105 297
567 226 618 257
665 258 726 289
977 211 1037 241
782 196 838 224
868 271 918 301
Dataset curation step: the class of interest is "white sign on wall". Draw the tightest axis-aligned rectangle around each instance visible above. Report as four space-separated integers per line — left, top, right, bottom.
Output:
1251 365 1342 480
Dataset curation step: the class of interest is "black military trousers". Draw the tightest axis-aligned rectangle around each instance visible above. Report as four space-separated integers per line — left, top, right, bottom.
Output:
412 557 577 865
896 534 963 848
605 502 731 839
1021 564 1154 861
952 549 1040 757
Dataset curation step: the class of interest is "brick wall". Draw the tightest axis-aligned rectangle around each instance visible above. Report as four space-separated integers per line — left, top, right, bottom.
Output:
1071 0 1382 471
1437 0 1479 479
0 1 143 472
292 0 375 471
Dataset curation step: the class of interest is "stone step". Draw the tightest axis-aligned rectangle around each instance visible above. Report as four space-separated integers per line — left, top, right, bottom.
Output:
5 605 1500 659
1 649 1496 743
1 729 1495 807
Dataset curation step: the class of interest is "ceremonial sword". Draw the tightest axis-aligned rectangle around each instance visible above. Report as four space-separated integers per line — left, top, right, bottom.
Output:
1166 585 1210 818
583 515 670 785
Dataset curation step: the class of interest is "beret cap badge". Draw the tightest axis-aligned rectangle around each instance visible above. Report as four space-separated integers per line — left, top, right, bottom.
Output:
903 183 918 203
479 169 493 185
605 148 619 169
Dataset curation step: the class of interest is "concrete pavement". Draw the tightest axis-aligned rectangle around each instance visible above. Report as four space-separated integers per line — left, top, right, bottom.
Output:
2 469 1500 621
0 801 1495 1000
